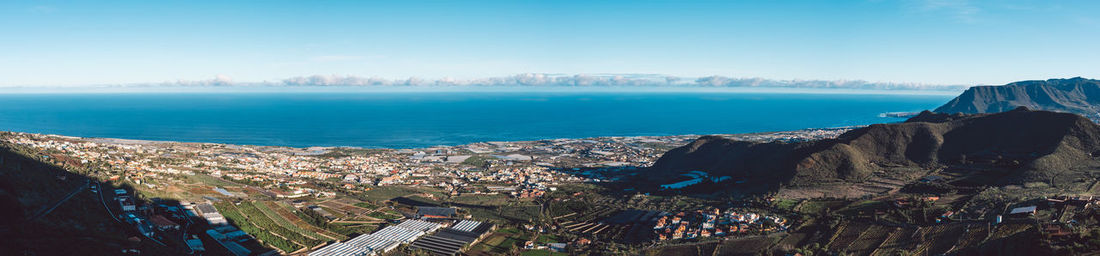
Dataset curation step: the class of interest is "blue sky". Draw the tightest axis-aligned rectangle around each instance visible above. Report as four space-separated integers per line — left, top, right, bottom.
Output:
2 0 1099 86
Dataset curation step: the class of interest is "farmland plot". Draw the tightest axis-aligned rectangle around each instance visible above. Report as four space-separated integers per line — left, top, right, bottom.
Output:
844 225 895 255
252 200 330 241
270 201 349 240
827 222 870 251
871 226 918 256
716 236 781 256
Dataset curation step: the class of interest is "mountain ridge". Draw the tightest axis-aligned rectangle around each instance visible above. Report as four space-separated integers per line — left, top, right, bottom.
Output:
934 77 1100 119
645 108 1100 198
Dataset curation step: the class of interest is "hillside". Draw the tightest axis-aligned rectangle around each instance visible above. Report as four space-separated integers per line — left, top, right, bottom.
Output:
934 77 1100 119
0 144 177 255
646 108 1100 198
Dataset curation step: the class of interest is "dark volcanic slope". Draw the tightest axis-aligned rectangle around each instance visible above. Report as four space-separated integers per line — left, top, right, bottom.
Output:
647 108 1100 194
0 143 178 255
935 77 1100 118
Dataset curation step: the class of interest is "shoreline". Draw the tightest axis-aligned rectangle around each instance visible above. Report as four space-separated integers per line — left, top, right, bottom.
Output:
3 125 861 152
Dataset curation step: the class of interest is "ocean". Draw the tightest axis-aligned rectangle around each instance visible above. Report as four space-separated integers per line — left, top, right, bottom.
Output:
0 89 955 148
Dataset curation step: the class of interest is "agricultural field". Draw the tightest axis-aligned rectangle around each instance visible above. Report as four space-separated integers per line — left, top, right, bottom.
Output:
715 235 781 255
357 186 443 202
520 250 569 256
215 201 303 253
843 225 895 255
318 199 378 220
252 200 331 241
647 242 719 256
453 193 512 205
826 221 871 251
953 223 992 251
367 210 402 220
266 201 348 240
468 231 533 256
911 224 967 255
872 226 919 256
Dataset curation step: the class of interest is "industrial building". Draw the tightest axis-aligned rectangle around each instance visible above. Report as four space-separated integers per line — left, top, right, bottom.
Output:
409 220 494 256
207 229 252 256
310 219 442 256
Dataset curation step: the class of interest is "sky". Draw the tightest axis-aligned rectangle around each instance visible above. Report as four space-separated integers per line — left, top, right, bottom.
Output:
2 0 1099 87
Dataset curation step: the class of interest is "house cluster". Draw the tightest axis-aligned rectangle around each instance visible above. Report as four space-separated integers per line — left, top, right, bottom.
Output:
653 209 788 241
1045 195 1100 208
1 133 600 201
109 189 158 239
3 128 849 211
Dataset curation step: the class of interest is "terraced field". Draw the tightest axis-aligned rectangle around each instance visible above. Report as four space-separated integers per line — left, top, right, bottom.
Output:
871 226 918 256
952 223 991 252
319 200 375 219
716 236 781 255
773 231 812 252
651 242 718 256
252 200 331 242
911 224 966 255
827 222 871 251
215 201 302 253
989 223 1034 240
844 225 895 255
236 201 325 248
269 201 349 240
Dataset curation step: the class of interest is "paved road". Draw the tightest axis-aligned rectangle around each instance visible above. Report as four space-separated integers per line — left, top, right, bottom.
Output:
94 181 167 247
26 179 90 221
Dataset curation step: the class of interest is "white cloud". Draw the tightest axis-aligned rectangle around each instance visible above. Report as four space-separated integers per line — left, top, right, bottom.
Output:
274 73 965 90
100 73 968 91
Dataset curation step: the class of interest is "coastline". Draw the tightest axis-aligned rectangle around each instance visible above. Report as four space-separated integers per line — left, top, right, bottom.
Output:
3 126 857 153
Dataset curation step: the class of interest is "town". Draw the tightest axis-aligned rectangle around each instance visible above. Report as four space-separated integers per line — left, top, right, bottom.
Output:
8 123 1100 255
0 128 847 255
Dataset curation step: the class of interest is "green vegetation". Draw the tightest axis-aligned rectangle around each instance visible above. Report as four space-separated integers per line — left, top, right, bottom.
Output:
367 211 402 220
500 205 542 222
186 173 239 187
295 205 377 236
536 234 562 244
353 202 378 209
497 227 523 235
401 195 441 206
359 186 425 201
472 233 532 254
215 201 302 253
773 199 799 212
251 200 330 241
269 201 350 240
236 201 325 247
453 193 510 205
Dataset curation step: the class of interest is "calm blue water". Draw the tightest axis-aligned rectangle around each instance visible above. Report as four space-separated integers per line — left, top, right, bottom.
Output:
0 92 953 148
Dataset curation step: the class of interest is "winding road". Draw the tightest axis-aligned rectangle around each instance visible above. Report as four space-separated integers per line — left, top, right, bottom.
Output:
26 179 90 221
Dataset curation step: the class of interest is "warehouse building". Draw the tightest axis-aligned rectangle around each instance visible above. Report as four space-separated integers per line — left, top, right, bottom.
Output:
310 219 442 256
409 220 495 256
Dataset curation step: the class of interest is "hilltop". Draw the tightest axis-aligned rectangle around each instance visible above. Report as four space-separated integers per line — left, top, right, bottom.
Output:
646 107 1100 198
935 77 1100 119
